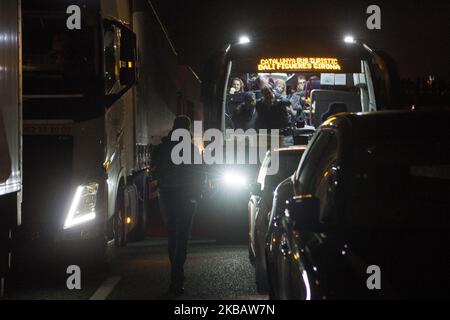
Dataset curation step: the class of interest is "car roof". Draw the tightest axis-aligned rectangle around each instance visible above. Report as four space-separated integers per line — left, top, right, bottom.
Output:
322 109 450 139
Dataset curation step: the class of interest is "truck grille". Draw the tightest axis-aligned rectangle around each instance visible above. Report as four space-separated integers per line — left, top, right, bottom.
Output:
21 135 74 241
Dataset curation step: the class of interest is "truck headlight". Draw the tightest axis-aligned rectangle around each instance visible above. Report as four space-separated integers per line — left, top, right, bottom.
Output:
63 183 99 230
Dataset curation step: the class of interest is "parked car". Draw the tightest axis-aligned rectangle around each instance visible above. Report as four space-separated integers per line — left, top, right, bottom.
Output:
248 146 306 293
266 110 450 299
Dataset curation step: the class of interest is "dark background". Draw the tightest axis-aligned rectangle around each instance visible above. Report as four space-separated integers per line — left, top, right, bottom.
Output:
152 0 450 80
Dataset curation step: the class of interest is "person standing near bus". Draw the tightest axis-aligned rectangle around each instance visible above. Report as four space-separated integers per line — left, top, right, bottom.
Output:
152 116 204 296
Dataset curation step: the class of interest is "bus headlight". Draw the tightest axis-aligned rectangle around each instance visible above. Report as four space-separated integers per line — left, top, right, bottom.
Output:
63 183 99 230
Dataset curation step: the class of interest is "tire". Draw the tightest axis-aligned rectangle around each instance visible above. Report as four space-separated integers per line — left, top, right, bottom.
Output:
248 242 256 267
269 281 277 300
255 260 269 294
126 185 145 243
255 237 269 294
266 255 277 300
114 187 127 247
135 181 148 241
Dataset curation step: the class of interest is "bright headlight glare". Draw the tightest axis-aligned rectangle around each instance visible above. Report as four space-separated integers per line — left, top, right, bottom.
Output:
64 183 99 230
344 35 356 44
222 171 247 187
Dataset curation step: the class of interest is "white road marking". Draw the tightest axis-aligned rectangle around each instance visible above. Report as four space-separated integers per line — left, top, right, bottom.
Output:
89 276 121 300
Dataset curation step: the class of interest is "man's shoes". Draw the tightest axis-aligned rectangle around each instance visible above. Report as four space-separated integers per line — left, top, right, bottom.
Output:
167 283 185 296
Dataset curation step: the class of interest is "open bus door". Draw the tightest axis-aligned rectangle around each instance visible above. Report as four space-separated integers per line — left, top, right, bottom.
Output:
366 49 404 109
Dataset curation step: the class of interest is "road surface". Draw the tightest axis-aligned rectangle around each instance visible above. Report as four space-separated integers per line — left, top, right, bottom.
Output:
5 239 268 300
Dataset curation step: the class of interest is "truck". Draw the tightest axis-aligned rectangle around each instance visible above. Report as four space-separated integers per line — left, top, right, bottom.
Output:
0 0 22 297
15 0 203 270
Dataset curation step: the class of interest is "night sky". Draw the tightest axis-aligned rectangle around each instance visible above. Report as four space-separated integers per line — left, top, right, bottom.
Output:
153 0 450 80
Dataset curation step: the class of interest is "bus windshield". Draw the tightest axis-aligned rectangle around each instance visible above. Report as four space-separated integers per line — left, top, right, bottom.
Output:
22 13 97 97
226 56 374 131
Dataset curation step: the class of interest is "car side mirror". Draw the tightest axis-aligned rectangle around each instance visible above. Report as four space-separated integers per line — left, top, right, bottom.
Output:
286 195 322 232
249 182 262 196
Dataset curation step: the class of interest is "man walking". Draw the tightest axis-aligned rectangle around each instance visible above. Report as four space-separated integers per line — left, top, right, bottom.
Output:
152 116 204 296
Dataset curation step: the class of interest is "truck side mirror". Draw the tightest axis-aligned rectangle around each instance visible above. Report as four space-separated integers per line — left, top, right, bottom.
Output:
119 26 136 87
119 67 136 87
286 195 322 232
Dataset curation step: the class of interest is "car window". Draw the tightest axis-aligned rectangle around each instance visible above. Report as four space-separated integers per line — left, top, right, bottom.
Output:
297 130 338 193
277 152 304 183
295 130 339 221
347 137 450 229
263 151 304 193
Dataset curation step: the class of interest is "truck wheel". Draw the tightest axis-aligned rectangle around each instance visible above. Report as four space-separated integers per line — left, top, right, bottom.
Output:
135 181 148 241
114 188 127 247
135 205 147 241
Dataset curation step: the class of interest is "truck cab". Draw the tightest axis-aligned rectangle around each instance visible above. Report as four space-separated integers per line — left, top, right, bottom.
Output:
16 0 203 270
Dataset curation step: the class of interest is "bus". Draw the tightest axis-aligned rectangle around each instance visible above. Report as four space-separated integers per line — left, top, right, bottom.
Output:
200 35 402 241
203 36 401 133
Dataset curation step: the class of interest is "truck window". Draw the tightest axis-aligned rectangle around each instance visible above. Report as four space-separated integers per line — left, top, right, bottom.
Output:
104 23 119 94
22 13 96 96
103 21 137 94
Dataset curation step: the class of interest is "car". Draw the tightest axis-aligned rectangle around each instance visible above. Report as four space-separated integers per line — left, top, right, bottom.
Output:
266 110 450 299
248 146 306 293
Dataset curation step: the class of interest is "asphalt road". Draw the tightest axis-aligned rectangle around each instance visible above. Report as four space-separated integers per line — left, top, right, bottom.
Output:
5 239 268 300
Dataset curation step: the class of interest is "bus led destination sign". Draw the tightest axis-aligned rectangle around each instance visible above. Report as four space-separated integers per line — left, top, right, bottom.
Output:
257 57 342 71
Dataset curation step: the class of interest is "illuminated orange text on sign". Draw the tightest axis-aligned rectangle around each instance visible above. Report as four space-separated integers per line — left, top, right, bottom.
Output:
258 57 342 71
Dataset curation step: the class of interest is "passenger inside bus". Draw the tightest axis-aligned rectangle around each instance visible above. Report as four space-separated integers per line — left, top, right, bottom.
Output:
289 75 307 123
226 71 364 132
229 77 245 95
232 92 257 130
255 86 290 131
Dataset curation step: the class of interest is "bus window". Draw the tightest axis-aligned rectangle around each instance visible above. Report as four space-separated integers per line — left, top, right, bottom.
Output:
225 71 363 131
